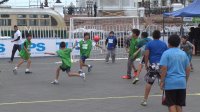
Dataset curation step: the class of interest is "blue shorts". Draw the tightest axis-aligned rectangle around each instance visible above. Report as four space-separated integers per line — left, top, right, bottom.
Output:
187 54 192 62
80 56 88 63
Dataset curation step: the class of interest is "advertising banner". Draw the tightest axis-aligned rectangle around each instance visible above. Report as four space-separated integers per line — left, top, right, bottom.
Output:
0 39 81 58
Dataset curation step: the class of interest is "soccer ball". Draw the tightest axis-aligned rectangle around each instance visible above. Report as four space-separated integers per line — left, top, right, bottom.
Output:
93 35 100 42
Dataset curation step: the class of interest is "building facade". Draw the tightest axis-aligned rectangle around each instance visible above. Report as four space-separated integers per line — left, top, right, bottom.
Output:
76 0 138 16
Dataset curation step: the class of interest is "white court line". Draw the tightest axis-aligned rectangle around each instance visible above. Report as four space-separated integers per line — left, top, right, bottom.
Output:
0 93 199 106
1 58 200 66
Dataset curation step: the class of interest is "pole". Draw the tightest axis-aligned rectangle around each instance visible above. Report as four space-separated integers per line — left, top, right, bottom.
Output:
162 15 165 41
149 0 151 17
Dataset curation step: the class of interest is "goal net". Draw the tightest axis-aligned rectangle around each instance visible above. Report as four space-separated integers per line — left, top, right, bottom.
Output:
69 16 140 61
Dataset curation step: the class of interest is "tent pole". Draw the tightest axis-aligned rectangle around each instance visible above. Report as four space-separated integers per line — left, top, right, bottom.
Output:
162 15 165 41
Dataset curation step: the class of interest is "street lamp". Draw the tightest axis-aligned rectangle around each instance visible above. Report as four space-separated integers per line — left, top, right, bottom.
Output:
86 0 94 17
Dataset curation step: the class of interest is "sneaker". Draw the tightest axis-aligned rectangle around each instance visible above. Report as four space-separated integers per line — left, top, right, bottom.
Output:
8 60 13 63
25 71 32 74
132 77 139 84
13 69 17 74
80 73 86 80
51 80 59 84
141 100 147 106
78 70 83 74
88 65 93 72
105 61 109 64
121 75 131 79
191 68 194 72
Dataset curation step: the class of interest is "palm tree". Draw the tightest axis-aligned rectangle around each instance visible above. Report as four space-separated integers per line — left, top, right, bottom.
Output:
0 0 9 5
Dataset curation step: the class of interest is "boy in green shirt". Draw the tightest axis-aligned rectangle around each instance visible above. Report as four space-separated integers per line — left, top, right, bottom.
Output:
45 42 85 84
122 29 140 79
79 33 104 73
13 34 32 74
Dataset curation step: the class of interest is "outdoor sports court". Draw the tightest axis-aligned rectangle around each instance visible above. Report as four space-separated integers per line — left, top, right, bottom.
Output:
0 57 200 112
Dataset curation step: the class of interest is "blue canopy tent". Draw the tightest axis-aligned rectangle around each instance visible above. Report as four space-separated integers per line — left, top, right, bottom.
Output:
163 0 200 17
161 0 200 39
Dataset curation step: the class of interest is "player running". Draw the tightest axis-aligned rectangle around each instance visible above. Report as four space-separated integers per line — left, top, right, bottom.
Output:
141 30 167 106
180 35 195 71
132 32 152 84
122 29 140 79
13 34 32 74
45 42 86 84
78 32 105 73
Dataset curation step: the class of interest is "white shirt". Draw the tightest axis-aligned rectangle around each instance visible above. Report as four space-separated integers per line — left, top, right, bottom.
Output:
13 30 22 45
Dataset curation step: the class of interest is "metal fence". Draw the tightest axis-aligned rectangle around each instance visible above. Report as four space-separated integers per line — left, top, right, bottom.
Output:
0 26 70 39
2 21 195 60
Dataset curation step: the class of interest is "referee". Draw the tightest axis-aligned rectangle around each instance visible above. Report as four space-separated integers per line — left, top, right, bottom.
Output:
9 25 22 63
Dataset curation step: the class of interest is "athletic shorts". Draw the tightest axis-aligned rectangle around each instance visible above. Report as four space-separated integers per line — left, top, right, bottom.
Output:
144 64 160 85
80 56 88 63
60 66 71 73
164 89 186 107
187 54 192 62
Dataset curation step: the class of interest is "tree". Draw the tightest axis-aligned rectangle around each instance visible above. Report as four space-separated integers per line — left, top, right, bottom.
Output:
0 0 9 5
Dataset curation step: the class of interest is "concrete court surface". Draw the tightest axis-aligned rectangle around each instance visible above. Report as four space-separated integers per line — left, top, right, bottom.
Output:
0 56 200 112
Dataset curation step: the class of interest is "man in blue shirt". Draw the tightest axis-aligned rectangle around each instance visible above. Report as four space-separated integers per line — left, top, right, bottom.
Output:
160 35 190 112
105 31 117 63
141 30 168 106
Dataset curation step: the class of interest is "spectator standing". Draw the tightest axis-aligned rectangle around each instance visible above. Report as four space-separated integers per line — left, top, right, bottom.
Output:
9 25 22 63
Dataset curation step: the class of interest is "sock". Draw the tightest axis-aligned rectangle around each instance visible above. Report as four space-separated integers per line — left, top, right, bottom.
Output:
14 67 18 70
54 79 58 82
88 65 91 67
26 69 29 72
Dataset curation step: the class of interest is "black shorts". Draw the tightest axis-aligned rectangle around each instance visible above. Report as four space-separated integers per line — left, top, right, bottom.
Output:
145 64 160 85
80 56 88 63
164 89 186 107
60 66 71 73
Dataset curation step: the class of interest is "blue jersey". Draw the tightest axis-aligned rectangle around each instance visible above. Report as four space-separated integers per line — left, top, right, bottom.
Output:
145 40 167 64
160 48 190 90
106 36 117 50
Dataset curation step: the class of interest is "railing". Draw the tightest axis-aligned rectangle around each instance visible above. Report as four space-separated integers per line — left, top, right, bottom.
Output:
0 26 70 39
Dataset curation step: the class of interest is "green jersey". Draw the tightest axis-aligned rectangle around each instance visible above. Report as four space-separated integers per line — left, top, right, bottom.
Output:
129 37 139 59
19 39 31 60
56 48 72 68
79 39 92 57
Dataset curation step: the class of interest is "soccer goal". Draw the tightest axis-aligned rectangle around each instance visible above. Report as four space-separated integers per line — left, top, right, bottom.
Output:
69 16 140 61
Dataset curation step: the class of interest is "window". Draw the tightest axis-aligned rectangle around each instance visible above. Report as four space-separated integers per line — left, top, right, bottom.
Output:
29 19 39 26
18 15 26 18
1 14 10 18
17 19 27 26
29 15 38 18
51 17 58 26
40 19 50 26
0 19 11 26
40 15 49 18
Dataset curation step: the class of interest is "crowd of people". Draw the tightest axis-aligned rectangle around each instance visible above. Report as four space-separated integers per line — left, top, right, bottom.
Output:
188 24 200 55
7 24 195 112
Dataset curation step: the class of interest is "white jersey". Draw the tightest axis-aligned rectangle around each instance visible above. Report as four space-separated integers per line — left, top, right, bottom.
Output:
13 30 22 45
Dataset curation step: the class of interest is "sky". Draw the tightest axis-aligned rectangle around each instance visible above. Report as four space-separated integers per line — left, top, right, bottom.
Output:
4 0 76 7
